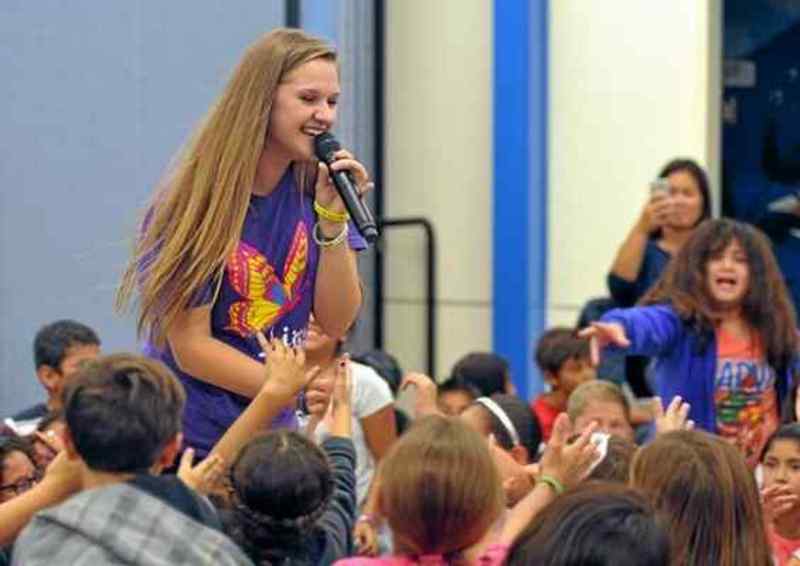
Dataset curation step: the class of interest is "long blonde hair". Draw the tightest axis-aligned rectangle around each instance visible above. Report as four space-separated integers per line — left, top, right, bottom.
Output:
116 28 336 347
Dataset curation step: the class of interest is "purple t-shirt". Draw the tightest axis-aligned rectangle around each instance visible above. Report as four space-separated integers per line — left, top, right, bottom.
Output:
146 166 365 456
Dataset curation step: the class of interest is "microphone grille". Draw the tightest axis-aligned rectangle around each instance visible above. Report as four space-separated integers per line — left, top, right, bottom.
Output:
314 132 340 161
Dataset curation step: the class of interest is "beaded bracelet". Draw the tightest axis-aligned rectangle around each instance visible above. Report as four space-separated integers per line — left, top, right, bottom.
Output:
537 474 565 496
314 200 350 223
312 221 349 248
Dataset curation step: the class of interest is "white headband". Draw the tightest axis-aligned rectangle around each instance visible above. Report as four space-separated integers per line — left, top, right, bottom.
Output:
474 397 520 447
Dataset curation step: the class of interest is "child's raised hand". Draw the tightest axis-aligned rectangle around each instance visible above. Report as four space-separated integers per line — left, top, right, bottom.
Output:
654 396 694 436
577 322 630 366
538 413 599 490
328 356 353 437
177 448 225 496
400 372 439 416
331 356 353 408
256 333 311 403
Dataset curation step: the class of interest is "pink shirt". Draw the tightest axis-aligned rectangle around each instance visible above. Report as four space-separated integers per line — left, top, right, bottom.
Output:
770 527 800 566
335 544 510 566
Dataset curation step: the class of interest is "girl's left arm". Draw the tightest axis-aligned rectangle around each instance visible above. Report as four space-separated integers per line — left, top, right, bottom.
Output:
599 304 683 357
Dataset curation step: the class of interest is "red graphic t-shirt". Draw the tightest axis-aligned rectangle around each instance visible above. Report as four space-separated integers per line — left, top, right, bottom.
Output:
714 327 780 468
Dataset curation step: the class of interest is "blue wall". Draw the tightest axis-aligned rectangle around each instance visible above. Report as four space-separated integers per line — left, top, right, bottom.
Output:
0 2 284 415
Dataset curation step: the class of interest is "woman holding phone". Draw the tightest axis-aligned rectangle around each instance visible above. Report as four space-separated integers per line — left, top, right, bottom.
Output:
606 159 711 395
608 159 712 307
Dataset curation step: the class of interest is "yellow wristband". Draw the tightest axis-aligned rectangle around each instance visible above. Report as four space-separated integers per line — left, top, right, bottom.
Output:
537 474 565 495
314 200 350 223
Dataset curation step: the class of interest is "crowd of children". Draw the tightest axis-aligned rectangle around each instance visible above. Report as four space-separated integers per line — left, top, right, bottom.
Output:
1 220 800 566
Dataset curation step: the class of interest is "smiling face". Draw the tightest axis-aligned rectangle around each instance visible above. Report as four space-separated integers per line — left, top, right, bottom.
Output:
264 57 340 163
705 239 750 310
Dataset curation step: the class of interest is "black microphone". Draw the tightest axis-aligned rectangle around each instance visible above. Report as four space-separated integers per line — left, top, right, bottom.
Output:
314 132 379 243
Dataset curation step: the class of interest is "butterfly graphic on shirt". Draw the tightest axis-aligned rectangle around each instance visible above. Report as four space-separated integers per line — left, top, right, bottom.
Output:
225 222 308 338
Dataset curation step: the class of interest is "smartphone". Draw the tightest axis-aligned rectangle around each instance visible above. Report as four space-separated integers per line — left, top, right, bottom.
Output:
649 178 670 197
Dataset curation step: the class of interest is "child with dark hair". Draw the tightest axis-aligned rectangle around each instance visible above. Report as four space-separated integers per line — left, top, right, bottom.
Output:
451 352 514 397
0 437 37 504
507 482 670 566
437 376 479 417
531 328 596 441
761 424 800 565
461 394 542 464
12 353 251 566
7 320 100 435
304 316 396 509
0 436 38 562
583 219 800 468
217 338 358 566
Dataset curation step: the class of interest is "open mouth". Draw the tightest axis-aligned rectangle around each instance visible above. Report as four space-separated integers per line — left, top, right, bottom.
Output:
714 276 738 292
302 126 326 137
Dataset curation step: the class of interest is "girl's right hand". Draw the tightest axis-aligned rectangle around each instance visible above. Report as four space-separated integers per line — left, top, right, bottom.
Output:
577 322 630 366
638 192 672 233
400 372 439 416
538 414 599 490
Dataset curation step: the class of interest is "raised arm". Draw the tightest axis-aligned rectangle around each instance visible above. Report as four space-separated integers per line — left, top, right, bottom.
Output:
497 414 599 546
317 358 358 561
609 193 669 281
579 304 683 364
209 336 314 465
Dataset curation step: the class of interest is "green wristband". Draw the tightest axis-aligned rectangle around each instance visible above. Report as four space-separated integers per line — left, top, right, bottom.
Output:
537 474 565 495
